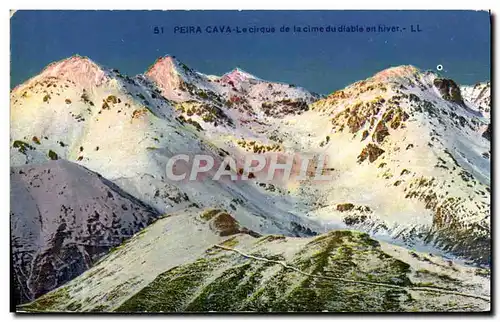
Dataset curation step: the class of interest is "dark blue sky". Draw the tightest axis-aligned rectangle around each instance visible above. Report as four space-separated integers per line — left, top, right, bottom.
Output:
11 10 490 94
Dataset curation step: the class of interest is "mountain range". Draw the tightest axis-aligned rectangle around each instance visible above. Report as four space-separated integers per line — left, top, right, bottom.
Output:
10 55 491 312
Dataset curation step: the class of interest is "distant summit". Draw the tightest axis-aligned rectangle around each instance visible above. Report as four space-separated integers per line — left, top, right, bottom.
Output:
220 67 260 84
371 65 422 83
13 55 109 92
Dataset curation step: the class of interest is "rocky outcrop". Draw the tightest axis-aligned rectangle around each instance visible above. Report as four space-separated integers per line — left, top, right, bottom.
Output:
433 78 465 106
358 143 385 163
200 209 261 238
482 124 491 141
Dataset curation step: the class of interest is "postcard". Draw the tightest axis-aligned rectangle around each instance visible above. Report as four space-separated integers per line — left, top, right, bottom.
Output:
10 10 491 313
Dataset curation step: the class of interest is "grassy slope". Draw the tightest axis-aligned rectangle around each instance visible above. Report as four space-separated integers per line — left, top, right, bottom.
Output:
19 210 490 313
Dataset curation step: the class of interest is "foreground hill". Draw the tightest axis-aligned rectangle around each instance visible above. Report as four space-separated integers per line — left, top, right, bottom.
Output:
18 209 490 312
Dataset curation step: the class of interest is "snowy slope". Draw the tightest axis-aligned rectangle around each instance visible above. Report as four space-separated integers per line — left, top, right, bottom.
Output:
461 82 491 118
10 55 323 240
19 208 490 312
145 56 318 130
148 61 491 265
10 57 491 310
274 66 491 265
10 160 160 303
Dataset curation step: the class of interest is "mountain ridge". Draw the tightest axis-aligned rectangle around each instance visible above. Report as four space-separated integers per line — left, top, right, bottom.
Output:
12 55 491 97
10 55 491 310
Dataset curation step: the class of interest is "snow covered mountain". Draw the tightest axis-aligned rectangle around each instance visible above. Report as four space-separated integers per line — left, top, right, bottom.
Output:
11 160 160 303
10 54 325 237
10 56 326 303
461 82 491 142
297 66 491 265
461 82 491 118
10 55 490 311
145 56 318 125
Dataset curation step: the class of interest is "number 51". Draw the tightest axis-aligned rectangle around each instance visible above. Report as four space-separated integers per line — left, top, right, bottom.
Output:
153 26 164 34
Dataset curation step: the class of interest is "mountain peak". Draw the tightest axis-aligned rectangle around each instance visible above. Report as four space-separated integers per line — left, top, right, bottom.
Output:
147 55 176 71
37 54 108 88
146 55 194 78
145 55 193 100
56 54 97 65
146 55 193 75
221 67 259 84
371 65 421 83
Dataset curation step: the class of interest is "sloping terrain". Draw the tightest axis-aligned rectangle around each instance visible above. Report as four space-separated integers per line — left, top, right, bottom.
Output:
255 66 491 265
18 209 490 312
9 55 319 237
10 56 326 302
461 82 491 118
11 55 490 311
10 160 160 303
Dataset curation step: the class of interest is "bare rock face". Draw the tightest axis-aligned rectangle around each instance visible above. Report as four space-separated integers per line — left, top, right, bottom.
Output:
482 123 491 141
357 143 385 163
433 78 465 106
10 160 160 304
199 209 261 238
260 99 310 117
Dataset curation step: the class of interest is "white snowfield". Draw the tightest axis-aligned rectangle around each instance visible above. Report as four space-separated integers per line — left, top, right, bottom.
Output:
461 82 491 119
10 55 490 307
